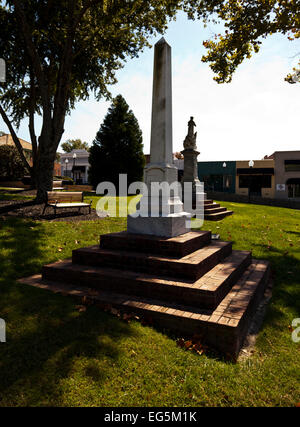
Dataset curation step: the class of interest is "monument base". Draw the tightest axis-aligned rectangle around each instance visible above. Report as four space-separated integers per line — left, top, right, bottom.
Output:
20 229 271 359
127 213 191 238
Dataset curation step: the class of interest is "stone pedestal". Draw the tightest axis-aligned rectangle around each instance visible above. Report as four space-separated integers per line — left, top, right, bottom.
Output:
181 148 206 210
127 213 191 238
180 118 206 213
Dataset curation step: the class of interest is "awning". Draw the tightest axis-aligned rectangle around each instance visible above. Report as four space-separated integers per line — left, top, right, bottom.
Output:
285 160 300 165
237 168 274 175
286 178 300 185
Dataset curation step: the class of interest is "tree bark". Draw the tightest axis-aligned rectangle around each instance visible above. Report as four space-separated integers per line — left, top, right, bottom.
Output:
35 160 55 202
35 137 56 203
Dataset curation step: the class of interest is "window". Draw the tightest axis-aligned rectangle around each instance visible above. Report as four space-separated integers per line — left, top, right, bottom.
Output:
239 175 271 188
285 160 300 172
203 174 223 192
239 175 250 188
261 175 272 188
288 184 300 198
223 174 232 190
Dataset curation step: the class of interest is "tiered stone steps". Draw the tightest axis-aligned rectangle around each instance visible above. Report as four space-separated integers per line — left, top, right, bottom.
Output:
19 230 270 358
204 199 233 221
71 241 233 281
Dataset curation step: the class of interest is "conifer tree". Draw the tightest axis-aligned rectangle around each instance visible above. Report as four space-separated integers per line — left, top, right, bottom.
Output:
89 95 145 191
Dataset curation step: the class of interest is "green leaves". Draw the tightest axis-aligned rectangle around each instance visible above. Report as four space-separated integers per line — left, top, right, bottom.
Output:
186 0 300 84
61 139 89 153
0 0 181 126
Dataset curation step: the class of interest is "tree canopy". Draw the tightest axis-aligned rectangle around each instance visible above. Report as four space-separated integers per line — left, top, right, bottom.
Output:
89 94 145 190
61 139 89 153
0 0 181 200
0 1 298 200
185 0 300 83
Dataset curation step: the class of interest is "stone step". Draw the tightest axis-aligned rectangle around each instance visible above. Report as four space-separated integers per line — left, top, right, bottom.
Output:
21 259 270 358
100 230 211 257
42 250 251 309
72 241 233 281
204 207 227 214
204 200 214 204
205 211 234 221
204 203 220 209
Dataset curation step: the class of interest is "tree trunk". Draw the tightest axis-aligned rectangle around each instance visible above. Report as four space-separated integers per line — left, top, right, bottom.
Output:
35 156 55 202
29 165 37 190
35 137 56 203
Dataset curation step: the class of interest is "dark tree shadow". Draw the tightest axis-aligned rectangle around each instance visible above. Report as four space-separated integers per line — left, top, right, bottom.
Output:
0 216 137 405
0 200 36 214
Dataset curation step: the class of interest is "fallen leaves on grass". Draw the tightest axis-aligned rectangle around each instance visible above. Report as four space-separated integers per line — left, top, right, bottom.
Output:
75 305 87 313
122 313 140 323
102 305 140 323
176 335 207 356
176 338 185 348
184 340 193 349
111 308 120 317
81 295 94 305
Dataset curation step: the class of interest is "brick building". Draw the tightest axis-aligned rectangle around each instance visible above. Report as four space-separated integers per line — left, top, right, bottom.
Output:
0 133 61 176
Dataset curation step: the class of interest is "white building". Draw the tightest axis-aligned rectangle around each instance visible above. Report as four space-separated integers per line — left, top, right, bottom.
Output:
60 149 90 184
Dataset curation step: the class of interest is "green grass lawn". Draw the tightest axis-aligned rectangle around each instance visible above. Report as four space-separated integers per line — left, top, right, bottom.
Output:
0 192 35 201
0 199 299 406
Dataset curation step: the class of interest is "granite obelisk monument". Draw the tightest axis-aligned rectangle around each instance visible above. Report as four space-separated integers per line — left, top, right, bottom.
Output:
127 38 191 237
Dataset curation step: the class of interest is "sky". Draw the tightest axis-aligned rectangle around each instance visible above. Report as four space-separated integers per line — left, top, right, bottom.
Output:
1 11 300 162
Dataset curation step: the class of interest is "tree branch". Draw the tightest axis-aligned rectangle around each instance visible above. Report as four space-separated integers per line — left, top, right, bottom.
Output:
52 0 78 147
0 103 32 173
28 67 38 165
12 0 51 119
76 0 103 26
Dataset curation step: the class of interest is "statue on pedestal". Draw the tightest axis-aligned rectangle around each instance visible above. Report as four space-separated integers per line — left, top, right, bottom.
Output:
181 116 206 209
183 116 197 150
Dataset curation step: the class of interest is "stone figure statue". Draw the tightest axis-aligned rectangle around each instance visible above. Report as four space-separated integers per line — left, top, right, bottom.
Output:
188 117 196 137
183 116 197 149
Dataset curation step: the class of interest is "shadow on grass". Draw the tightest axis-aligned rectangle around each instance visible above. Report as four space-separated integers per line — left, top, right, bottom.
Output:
249 242 300 333
285 230 300 237
0 217 137 405
0 199 36 214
